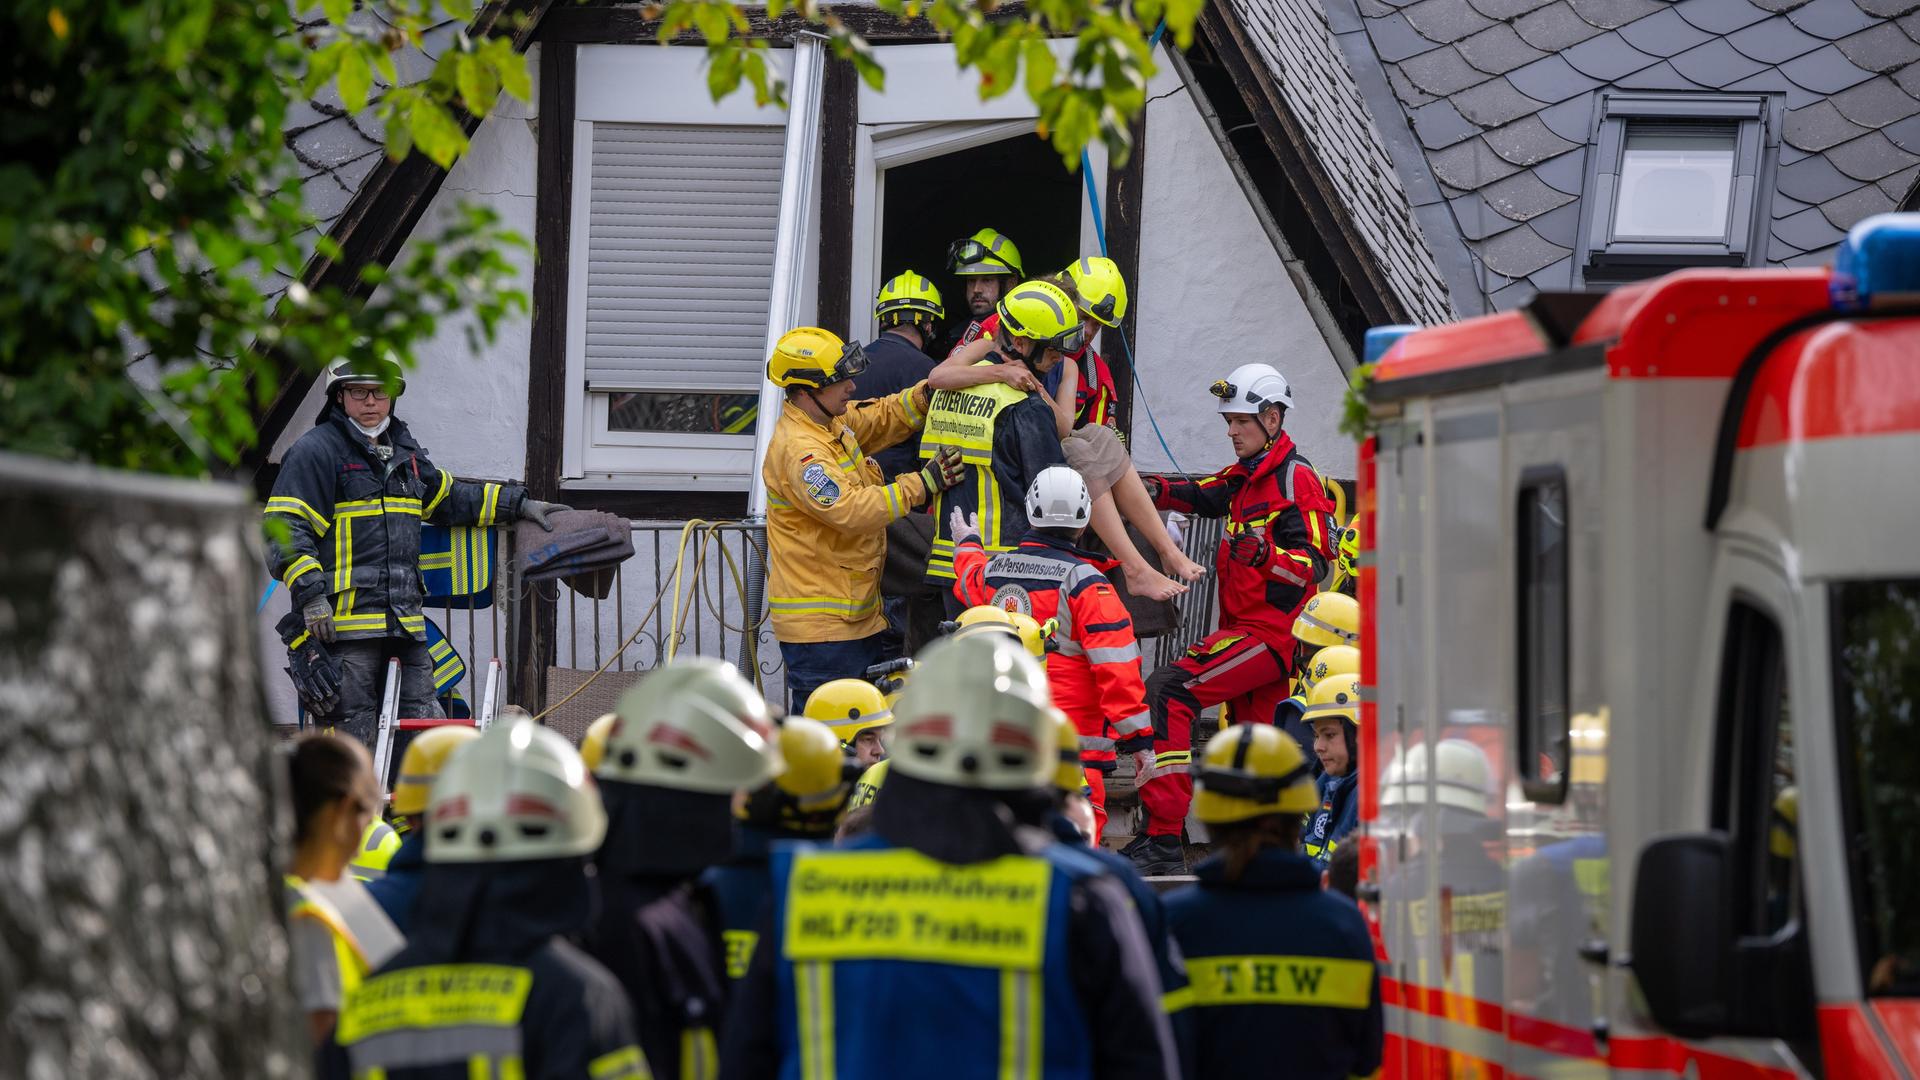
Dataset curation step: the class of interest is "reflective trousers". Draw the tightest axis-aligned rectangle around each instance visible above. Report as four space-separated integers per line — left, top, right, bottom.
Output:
1137 631 1290 837
1086 768 1107 844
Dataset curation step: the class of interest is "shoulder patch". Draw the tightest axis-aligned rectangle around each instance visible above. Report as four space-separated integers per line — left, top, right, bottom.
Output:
801 462 841 507
989 583 1033 616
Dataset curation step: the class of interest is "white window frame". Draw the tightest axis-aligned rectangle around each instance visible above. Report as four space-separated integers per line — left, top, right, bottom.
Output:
563 45 801 492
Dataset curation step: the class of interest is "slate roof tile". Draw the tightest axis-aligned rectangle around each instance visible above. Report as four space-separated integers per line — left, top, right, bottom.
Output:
1508 54 1611 100
1402 0 1499 41
1727 68 1829 107
1786 0 1882 37
1826 129 1920 178
1773 203 1852 247
1779 43 1879 91
1327 0 1370 32
1358 0 1401 18
1772 190 1818 217
1563 33 1662 80
1837 21 1920 68
1898 60 1920 96
1469 0 1556 18
1386 61 1443 104
1431 135 1529 186
1458 23 1551 73
1482 168 1581 218
1489 277 1539 310
1570 0 1666 28
1618 9 1718 56
1412 97 1487 147
1533 143 1590 192
1369 13 1447 61
1768 231 1809 261
1454 79 1554 126
1784 248 1838 266
1831 73 1920 125
1726 16 1829 63
1819 181 1899 224
1515 1 1608 49
1536 96 1598 141
1857 0 1920 16
1402 44 1496 93
1882 111 1920 150
1751 0 1815 12
1669 38 1774 84
1527 255 1577 291
1614 59 1718 88
1778 152 1868 201
1784 100 1875 150
1899 9 1920 35
1484 115 1582 164
1779 142 1814 164
1450 192 1528 238
1877 161 1920 197
1670 0 1775 34
1525 199 1585 246
1479 223 1572 275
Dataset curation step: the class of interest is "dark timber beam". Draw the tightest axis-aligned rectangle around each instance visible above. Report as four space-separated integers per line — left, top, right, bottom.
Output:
816 57 859 337
1103 112 1147 435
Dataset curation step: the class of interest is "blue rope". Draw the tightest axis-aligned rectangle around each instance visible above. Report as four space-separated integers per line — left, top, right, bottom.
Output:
258 579 278 613
1080 17 1187 476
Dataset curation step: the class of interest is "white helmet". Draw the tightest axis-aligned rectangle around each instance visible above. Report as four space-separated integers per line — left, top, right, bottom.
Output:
1211 363 1293 414
1025 466 1091 530
597 657 781 795
325 356 406 398
890 632 1056 791
426 718 606 863
1379 738 1491 816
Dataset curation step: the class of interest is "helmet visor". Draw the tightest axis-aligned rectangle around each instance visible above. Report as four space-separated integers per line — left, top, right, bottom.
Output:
947 238 1017 277
829 341 870 384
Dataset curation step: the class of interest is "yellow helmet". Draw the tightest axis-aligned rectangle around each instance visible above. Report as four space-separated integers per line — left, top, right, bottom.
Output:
580 712 617 773
1194 722 1319 824
948 605 1050 659
1049 709 1088 793
350 818 403 881
875 270 945 325
1303 673 1363 727
1294 591 1360 648
767 326 871 390
772 717 852 808
1336 517 1362 582
1064 256 1128 328
948 228 1024 278
848 758 889 810
995 281 1086 354
803 678 893 745
1770 785 1798 859
1301 645 1360 697
391 725 481 817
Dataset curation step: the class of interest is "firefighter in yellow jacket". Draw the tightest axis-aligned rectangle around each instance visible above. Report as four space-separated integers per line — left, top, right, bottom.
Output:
764 326 965 711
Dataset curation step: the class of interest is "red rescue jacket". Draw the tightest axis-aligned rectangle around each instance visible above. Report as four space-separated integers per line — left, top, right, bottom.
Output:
951 533 1150 770
1154 433 1338 653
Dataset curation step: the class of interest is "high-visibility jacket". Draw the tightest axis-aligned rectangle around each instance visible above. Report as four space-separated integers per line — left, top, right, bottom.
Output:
765 833 1098 1079
702 826 777 983
1304 770 1359 867
1164 849 1384 1079
267 409 523 644
349 819 402 882
950 533 1151 771
921 362 1066 581
956 314 1120 431
763 387 930 643
285 875 376 998
1152 432 1339 652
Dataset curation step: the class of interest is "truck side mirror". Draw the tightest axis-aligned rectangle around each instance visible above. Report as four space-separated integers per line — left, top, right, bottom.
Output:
1630 833 1734 1038
1630 832 1817 1041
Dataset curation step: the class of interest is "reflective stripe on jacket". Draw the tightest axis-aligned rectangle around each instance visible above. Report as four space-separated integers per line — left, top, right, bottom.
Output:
951 534 1149 771
266 410 523 644
1153 432 1338 651
921 362 1066 581
286 875 373 996
763 387 929 643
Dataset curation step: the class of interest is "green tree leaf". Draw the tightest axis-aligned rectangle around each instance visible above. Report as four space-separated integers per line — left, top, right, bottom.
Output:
337 45 373 113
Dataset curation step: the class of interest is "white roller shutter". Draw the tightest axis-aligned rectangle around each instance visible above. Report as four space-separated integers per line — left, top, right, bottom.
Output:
583 123 783 393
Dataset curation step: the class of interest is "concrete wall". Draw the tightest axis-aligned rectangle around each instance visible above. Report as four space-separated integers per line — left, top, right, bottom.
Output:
1130 76 1356 482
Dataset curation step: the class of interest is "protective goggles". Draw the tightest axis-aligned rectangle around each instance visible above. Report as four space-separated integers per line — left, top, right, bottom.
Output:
947 238 1018 277
823 340 871 384
1210 379 1268 408
999 318 1088 358
1195 760 1313 801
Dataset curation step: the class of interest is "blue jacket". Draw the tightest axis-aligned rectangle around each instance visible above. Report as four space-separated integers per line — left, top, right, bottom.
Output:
365 830 426 934
849 332 937 481
1306 770 1359 867
1164 849 1384 1080
701 826 776 983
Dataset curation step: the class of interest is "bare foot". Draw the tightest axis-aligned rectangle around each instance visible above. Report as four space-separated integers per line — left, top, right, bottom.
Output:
1123 561 1188 602
1161 550 1207 582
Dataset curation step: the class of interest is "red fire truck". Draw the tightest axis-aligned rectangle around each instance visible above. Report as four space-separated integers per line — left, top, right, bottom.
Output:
1354 213 1920 1077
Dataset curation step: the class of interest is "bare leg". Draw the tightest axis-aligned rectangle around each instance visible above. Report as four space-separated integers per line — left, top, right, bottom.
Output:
1113 468 1207 582
1091 494 1186 601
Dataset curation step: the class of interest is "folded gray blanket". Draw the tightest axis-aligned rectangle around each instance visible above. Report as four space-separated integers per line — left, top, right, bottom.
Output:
515 510 634 582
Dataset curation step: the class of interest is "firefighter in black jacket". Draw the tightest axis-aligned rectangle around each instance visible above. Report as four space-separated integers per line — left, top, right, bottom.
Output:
266 359 566 742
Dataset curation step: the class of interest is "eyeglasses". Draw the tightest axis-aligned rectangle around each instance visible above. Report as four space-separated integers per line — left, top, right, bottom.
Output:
947 238 1017 276
344 386 390 403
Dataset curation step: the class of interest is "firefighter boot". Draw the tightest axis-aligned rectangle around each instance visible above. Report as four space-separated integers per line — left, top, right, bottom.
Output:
1129 835 1187 876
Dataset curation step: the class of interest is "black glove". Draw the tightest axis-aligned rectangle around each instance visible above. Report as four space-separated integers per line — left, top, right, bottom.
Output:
520 498 571 531
1226 530 1273 569
287 638 343 716
918 445 965 495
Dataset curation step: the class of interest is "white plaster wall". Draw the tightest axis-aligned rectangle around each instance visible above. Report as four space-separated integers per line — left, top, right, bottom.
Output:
1129 78 1356 482
263 55 542 727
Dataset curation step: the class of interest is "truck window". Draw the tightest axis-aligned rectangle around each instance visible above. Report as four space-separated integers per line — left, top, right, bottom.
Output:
1709 600 1796 939
1831 580 1920 997
1516 468 1569 801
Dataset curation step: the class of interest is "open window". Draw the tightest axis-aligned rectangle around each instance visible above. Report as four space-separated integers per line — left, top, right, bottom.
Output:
1580 93 1772 284
1515 466 1569 802
1709 599 1797 939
